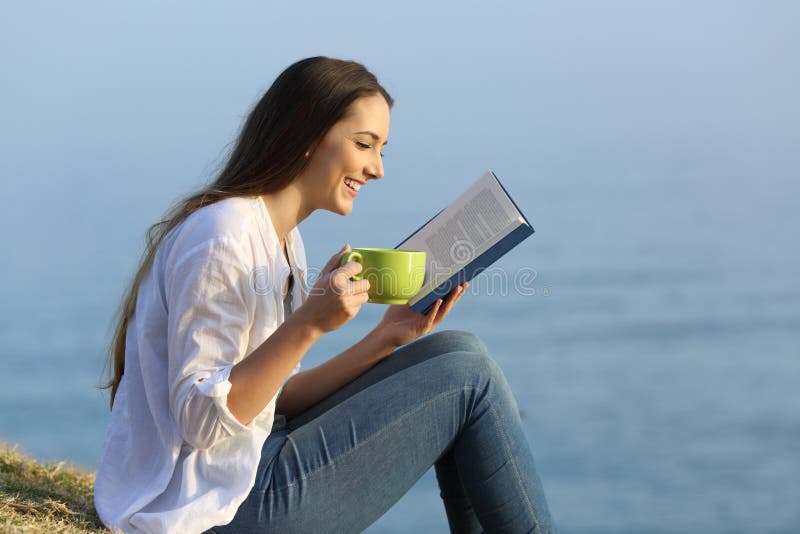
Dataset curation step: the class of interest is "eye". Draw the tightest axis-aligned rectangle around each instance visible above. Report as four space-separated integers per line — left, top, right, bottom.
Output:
355 139 384 158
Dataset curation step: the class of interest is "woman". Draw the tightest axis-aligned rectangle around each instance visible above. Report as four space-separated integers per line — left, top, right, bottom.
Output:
96 56 554 534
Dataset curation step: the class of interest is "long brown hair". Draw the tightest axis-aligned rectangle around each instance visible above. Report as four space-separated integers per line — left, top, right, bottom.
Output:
100 57 393 408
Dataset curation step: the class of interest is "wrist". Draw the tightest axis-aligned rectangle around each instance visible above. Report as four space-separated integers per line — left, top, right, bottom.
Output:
286 309 325 342
370 323 401 353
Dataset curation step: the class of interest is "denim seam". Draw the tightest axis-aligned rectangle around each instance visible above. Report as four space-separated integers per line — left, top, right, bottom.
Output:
268 386 472 495
486 399 540 534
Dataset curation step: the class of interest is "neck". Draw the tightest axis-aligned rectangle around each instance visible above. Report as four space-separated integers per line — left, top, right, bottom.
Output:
260 184 314 246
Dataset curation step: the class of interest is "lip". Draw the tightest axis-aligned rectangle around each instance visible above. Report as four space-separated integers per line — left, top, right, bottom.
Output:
343 177 363 198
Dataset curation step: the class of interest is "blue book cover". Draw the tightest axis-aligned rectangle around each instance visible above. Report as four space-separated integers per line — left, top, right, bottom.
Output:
394 170 534 314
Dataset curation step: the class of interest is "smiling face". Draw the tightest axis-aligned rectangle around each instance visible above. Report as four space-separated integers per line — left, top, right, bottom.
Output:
296 93 391 216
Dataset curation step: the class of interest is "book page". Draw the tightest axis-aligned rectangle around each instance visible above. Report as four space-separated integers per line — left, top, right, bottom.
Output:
409 217 524 303
397 171 523 289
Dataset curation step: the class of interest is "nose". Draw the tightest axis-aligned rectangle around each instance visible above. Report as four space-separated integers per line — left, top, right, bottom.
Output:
364 152 384 180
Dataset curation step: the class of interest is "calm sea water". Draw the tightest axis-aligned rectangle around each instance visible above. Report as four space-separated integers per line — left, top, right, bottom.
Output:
1 168 798 533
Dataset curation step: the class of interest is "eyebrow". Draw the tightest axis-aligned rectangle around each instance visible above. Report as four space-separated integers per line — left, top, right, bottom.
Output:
355 130 388 146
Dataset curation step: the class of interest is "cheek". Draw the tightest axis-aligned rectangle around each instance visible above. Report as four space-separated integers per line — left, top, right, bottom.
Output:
313 136 363 178
324 138 363 171
335 144 362 173
318 140 354 169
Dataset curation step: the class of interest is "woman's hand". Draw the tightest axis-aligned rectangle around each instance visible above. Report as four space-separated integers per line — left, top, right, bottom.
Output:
373 281 469 349
294 245 370 336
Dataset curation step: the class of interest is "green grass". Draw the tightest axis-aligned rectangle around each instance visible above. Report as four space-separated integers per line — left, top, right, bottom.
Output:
0 443 110 533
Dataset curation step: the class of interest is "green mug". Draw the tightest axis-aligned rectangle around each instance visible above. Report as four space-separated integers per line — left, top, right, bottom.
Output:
340 248 426 304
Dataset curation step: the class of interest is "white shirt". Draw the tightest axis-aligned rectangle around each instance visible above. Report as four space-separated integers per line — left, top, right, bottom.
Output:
95 196 308 533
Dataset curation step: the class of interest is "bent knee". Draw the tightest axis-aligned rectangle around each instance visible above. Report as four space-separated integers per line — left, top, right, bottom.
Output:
419 329 489 356
430 349 507 387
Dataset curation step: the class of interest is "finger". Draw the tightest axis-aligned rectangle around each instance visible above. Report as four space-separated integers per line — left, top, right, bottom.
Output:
347 278 371 296
455 283 467 301
434 286 462 325
444 285 462 304
332 261 363 287
339 261 364 282
449 283 467 305
322 244 351 275
427 299 443 325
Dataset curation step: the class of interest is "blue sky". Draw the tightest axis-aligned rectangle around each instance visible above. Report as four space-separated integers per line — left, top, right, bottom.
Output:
2 0 798 332
3 2 796 197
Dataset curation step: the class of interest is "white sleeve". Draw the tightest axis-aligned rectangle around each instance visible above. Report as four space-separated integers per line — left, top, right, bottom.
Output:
164 238 262 451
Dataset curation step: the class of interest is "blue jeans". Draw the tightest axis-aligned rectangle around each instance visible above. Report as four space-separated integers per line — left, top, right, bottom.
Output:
207 330 555 533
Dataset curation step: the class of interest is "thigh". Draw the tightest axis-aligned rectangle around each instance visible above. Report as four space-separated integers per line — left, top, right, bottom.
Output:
219 335 496 533
285 329 489 431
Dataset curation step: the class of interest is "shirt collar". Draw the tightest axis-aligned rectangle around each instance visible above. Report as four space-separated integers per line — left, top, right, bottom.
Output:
254 195 307 287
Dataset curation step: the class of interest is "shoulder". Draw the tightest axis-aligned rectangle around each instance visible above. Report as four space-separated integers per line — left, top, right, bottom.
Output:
161 196 264 272
183 196 259 240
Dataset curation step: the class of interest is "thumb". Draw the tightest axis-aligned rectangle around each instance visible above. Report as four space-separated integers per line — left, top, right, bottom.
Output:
322 244 350 275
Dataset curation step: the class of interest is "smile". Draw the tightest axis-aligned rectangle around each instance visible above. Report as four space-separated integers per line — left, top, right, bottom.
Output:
344 177 362 192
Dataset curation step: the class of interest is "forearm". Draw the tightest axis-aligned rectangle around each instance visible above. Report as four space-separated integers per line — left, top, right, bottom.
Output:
227 312 323 426
276 328 398 420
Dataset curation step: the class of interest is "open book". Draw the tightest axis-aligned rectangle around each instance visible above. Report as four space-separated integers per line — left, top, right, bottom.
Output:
395 170 534 314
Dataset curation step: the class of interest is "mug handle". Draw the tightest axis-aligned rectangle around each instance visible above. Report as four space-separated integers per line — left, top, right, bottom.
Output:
340 251 363 281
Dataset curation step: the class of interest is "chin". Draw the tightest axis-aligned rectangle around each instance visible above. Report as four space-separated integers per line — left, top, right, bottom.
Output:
324 202 354 216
